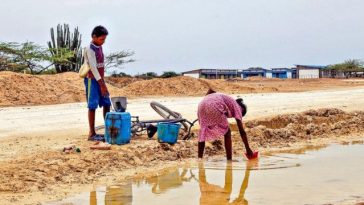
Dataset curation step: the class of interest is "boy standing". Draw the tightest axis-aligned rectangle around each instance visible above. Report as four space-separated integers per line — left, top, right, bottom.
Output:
84 25 111 140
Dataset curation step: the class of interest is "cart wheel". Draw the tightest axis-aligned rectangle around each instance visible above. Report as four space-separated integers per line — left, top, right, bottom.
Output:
150 101 189 136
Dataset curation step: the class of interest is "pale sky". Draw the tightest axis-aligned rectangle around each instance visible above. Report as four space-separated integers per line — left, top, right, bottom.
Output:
1 0 364 74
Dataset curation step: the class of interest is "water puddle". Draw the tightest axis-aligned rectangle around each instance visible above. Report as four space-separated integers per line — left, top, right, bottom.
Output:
44 142 364 205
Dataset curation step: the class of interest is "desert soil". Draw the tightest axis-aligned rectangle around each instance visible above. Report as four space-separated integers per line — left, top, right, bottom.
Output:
1 71 364 107
0 108 363 205
0 71 364 204
1 87 364 138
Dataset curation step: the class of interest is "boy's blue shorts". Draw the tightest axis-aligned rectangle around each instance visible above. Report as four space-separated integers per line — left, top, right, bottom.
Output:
84 78 111 110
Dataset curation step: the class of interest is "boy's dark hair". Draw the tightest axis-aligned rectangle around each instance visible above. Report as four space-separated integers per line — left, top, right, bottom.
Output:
92 25 109 37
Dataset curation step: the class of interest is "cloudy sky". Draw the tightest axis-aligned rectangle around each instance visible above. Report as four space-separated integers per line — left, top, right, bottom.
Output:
1 0 364 74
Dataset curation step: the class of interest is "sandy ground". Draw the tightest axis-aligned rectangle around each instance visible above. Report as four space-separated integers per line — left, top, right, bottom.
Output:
0 87 364 204
0 108 363 205
1 87 364 138
2 71 364 107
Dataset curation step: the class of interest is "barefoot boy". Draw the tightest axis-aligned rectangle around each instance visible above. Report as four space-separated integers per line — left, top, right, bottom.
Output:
84 25 111 140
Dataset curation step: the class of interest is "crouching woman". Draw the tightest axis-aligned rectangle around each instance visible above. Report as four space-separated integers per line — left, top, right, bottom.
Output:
197 89 256 160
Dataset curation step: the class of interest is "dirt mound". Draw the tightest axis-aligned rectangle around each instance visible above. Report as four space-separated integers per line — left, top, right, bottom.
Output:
1 108 363 196
245 76 266 81
243 108 363 147
0 71 122 107
2 71 364 107
115 77 258 97
208 108 364 155
0 72 222 106
118 76 212 96
202 79 256 93
105 77 143 88
0 72 85 107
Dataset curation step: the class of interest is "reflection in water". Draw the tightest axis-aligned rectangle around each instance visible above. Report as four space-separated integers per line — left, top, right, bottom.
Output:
45 144 364 205
90 183 132 205
146 168 197 194
90 190 97 205
349 140 364 145
263 144 328 156
198 160 257 205
87 161 255 205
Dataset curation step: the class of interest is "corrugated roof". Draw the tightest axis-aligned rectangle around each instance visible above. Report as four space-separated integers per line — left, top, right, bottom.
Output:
242 67 268 72
271 67 292 71
181 69 202 74
295 65 327 69
182 68 240 74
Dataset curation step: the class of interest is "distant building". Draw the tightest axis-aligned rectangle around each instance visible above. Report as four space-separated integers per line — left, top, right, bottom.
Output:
241 67 269 78
295 65 327 79
182 65 327 80
241 67 296 79
271 68 296 79
182 69 240 79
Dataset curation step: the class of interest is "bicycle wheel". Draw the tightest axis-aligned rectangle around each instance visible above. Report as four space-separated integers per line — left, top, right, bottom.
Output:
150 101 181 119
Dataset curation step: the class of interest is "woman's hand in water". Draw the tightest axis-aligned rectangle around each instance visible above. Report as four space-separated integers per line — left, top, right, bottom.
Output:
245 148 254 158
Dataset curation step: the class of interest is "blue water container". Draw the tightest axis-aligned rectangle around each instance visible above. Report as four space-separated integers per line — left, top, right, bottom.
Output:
105 112 131 145
157 123 181 144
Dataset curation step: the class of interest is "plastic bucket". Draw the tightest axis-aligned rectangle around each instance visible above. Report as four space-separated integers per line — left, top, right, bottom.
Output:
111 97 127 112
157 123 181 144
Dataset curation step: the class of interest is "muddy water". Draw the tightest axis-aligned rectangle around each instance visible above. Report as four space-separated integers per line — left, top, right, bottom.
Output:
45 143 364 205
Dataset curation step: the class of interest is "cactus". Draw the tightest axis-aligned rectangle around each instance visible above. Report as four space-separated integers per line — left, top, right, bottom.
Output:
48 23 82 73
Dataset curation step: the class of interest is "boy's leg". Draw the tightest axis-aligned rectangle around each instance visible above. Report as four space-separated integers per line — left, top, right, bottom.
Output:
103 106 110 119
85 78 100 139
224 129 232 160
88 109 97 139
198 141 205 159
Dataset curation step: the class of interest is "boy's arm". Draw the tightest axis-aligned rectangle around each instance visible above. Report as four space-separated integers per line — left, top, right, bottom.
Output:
86 48 109 96
86 48 102 81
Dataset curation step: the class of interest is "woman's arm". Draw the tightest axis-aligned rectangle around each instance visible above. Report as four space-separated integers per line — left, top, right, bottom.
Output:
236 119 253 157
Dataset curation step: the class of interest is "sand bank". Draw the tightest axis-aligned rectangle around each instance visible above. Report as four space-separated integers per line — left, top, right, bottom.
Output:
0 108 363 204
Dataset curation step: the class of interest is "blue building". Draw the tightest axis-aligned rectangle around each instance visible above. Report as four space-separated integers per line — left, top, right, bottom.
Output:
241 67 269 78
271 68 296 79
241 67 297 79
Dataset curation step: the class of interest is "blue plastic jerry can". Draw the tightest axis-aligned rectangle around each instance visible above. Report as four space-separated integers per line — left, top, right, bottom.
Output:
105 112 131 145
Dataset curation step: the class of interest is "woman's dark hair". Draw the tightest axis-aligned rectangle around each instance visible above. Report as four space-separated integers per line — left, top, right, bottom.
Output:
92 25 109 37
205 88 216 95
236 98 247 117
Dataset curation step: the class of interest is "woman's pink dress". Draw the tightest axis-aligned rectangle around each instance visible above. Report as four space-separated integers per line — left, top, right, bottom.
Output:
198 93 242 142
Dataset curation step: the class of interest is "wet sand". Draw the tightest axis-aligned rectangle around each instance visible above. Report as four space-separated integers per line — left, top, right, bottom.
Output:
45 143 364 205
0 108 363 204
